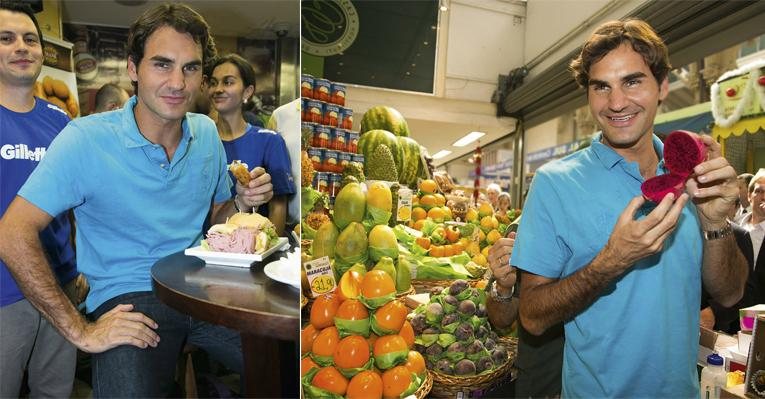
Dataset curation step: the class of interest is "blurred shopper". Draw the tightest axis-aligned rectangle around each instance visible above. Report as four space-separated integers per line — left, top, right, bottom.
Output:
734 172 755 223
496 192 511 217
93 83 130 113
267 98 301 231
485 232 563 399
208 53 295 236
512 19 746 397
0 4 274 397
486 183 501 211
0 2 78 397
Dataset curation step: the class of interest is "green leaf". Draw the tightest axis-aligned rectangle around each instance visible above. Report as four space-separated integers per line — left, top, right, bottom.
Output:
368 245 399 263
335 250 369 275
363 205 392 232
338 357 375 379
374 349 408 370
444 349 466 362
467 348 491 362
401 372 423 398
358 292 395 310
469 315 487 330
414 334 438 347
301 186 327 216
334 317 371 338
437 333 457 348
393 224 415 244
442 321 460 334
301 219 318 241
310 353 334 367
370 313 397 336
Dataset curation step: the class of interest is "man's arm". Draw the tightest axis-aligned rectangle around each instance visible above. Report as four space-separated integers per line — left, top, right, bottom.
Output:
268 196 287 236
0 197 159 352
701 233 747 307
519 193 688 335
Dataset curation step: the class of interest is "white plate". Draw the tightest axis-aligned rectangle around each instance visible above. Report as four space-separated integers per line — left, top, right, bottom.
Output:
263 258 301 289
184 237 289 268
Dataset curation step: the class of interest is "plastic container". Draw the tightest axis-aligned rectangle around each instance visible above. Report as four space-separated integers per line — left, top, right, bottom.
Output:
700 353 726 399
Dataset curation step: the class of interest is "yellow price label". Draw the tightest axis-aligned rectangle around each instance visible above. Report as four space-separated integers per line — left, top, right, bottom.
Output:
311 275 334 294
303 256 336 298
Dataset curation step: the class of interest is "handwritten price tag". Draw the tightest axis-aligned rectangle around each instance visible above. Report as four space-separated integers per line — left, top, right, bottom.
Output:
303 256 336 298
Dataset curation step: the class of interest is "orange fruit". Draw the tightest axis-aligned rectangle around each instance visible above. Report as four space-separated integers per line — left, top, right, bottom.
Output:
373 300 408 333
347 370 383 399
411 207 427 221
442 244 454 257
445 226 460 243
486 229 501 245
360 270 396 299
441 206 452 220
419 179 438 194
434 193 446 207
478 201 494 218
419 194 436 208
415 236 431 250
312 366 349 396
334 335 371 369
452 241 465 255
404 351 426 377
381 365 412 398
312 326 340 358
429 245 444 258
427 206 445 222
301 324 320 354
301 356 319 376
337 270 363 301
466 208 479 223
413 219 425 231
310 293 340 329
373 335 408 359
335 298 369 321
399 321 415 349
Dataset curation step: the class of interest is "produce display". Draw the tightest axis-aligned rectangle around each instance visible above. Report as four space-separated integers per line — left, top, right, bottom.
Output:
410 280 509 376
641 130 706 202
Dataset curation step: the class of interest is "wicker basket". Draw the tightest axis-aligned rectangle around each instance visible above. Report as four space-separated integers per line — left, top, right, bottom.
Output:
428 345 517 398
396 286 416 299
411 278 487 294
415 370 434 399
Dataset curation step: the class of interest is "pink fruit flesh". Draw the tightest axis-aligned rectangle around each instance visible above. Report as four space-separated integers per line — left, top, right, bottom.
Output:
663 130 705 177
641 171 686 203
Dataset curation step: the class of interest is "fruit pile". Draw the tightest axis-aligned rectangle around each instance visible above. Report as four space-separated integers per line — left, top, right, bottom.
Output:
410 280 509 376
301 271 428 398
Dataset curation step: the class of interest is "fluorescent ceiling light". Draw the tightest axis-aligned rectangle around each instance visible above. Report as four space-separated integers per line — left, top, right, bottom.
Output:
452 131 485 147
432 150 452 160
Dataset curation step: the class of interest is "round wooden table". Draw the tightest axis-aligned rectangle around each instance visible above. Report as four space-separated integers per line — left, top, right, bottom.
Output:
151 249 300 398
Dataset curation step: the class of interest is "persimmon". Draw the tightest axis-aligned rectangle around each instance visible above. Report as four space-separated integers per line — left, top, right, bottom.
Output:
310 293 340 329
334 335 371 369
381 365 412 398
312 366 348 396
347 370 383 399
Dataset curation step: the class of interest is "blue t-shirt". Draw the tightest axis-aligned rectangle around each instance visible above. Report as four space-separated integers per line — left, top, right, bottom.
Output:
19 96 232 311
511 134 702 398
221 124 295 218
1 99 77 307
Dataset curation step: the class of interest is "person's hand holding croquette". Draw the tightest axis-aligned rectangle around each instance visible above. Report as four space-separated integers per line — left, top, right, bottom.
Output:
229 161 273 211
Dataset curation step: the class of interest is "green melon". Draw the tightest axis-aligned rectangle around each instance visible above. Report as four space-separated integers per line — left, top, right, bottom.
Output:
358 129 404 176
360 106 410 137
396 136 421 187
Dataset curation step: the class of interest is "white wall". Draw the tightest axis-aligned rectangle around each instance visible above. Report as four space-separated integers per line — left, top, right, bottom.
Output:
524 118 558 154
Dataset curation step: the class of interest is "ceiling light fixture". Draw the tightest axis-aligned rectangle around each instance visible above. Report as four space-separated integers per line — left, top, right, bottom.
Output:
432 150 452 160
452 131 485 147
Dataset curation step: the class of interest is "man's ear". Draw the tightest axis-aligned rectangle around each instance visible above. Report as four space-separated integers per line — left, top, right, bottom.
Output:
127 56 138 85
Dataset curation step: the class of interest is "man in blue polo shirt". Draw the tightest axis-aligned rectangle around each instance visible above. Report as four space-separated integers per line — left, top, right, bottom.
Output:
512 19 747 397
0 2 78 397
0 4 274 397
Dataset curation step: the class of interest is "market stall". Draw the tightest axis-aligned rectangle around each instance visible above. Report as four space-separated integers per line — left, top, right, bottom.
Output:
299 75 519 398
710 61 765 173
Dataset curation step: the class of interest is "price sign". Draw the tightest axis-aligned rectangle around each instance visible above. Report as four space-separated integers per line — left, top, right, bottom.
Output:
303 256 336 298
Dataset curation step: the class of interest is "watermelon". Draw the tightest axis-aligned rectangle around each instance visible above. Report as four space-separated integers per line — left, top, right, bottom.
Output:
396 136 422 187
360 106 410 137
358 130 404 176
641 130 706 202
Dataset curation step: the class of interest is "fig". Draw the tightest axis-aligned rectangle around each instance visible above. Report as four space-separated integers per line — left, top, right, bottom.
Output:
444 295 459 307
449 279 469 296
441 313 459 327
466 339 485 355
475 325 489 339
458 300 476 317
491 346 507 365
454 359 477 376
455 322 474 342
423 327 440 335
476 303 487 317
425 302 444 324
476 356 495 373
483 338 496 351
425 343 443 358
430 286 445 296
435 358 453 375
410 313 427 334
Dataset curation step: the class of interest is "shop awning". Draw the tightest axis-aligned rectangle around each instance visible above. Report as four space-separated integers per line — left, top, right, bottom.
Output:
712 115 765 140
654 102 714 135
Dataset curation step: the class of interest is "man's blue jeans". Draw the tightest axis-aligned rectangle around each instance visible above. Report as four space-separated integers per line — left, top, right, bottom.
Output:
88 291 243 397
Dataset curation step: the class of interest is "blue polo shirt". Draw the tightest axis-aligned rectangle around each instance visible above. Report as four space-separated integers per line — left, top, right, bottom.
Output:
1 99 77 307
19 96 232 311
220 124 295 218
511 133 702 398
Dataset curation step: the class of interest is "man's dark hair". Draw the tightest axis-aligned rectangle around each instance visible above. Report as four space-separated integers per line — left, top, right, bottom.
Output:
209 53 257 111
126 3 217 93
94 83 127 112
570 19 671 89
0 0 44 43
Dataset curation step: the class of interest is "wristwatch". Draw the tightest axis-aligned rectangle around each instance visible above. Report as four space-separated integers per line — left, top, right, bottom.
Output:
703 222 732 241
489 279 514 302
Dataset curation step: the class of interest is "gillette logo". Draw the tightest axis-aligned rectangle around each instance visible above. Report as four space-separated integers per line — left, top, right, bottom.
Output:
1 144 47 161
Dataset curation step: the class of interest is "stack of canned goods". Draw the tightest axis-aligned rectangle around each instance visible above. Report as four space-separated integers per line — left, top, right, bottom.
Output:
302 74 365 206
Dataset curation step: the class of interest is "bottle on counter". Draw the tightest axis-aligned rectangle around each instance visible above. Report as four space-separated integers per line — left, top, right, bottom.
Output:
700 353 726 399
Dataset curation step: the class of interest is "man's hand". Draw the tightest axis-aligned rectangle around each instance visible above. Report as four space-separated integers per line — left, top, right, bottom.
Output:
236 167 274 209
599 193 689 275
686 134 738 229
76 304 160 353
488 233 517 295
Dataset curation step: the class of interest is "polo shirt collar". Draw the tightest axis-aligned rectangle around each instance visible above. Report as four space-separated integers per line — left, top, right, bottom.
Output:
590 132 666 172
119 95 194 148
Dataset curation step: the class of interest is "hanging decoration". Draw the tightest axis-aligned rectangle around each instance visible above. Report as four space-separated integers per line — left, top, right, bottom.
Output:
711 60 765 128
473 142 482 207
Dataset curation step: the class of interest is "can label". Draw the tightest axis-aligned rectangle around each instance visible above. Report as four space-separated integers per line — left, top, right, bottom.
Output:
331 128 347 151
330 83 346 106
314 78 331 102
306 100 324 124
314 125 330 149
323 103 341 127
301 74 314 99
338 152 352 170
307 148 323 171
351 153 364 164
313 171 329 194
347 132 359 153
322 150 340 173
340 107 353 130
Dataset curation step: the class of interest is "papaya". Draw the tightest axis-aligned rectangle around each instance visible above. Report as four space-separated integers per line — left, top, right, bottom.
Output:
335 222 369 272
367 181 392 213
396 255 412 294
334 183 366 230
368 225 399 262
312 221 339 260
